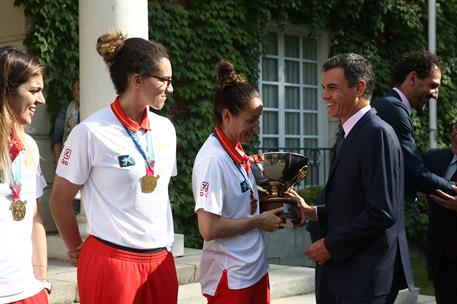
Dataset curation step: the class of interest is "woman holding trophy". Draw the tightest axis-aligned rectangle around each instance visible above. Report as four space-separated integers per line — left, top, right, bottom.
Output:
192 60 295 303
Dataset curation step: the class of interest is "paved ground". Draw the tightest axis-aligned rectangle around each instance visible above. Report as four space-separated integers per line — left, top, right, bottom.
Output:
271 294 436 304
47 247 436 304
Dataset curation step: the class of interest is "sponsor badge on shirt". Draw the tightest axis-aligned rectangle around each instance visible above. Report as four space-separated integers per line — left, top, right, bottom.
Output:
118 155 136 167
240 180 250 193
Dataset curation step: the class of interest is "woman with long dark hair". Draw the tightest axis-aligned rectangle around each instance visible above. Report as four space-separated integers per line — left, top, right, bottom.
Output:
0 47 49 303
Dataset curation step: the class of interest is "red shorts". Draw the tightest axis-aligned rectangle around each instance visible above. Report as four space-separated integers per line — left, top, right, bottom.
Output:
77 235 178 304
204 270 270 304
9 289 48 304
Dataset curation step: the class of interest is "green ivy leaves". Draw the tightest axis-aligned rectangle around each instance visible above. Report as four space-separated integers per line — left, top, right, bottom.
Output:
14 0 79 130
16 0 457 247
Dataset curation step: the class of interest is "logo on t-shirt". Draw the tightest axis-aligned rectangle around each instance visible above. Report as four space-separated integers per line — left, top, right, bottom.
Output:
240 180 250 193
61 148 72 166
200 181 209 196
118 155 136 167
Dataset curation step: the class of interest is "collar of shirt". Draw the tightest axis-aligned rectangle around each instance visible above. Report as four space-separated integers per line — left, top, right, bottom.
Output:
342 105 371 138
393 87 413 116
110 96 150 132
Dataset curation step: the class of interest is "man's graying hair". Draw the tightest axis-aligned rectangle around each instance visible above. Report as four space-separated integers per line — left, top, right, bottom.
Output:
323 53 375 100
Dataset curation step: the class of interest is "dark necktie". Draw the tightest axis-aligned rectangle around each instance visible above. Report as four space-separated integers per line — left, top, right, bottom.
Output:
444 166 457 258
333 128 345 159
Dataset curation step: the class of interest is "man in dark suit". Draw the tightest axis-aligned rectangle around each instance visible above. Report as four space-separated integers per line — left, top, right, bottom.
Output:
423 122 457 304
306 191 337 304
300 53 414 303
371 50 456 199
306 133 342 304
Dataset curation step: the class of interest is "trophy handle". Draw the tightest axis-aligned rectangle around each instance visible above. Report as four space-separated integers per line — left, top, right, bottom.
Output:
284 165 308 191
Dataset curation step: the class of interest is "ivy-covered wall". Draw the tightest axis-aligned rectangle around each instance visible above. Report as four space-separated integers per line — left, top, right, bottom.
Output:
14 0 79 125
15 0 457 247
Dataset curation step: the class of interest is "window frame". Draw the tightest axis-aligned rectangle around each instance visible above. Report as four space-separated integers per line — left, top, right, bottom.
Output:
259 26 329 150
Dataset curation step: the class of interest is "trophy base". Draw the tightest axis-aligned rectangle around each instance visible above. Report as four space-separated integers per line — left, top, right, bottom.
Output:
260 198 299 228
281 218 297 229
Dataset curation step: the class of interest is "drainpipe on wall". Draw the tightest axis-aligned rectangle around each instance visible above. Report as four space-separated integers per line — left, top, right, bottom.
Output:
428 0 437 148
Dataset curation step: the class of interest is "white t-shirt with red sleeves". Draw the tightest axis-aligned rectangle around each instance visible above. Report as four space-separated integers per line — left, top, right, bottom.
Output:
192 134 268 296
0 134 47 303
56 107 177 250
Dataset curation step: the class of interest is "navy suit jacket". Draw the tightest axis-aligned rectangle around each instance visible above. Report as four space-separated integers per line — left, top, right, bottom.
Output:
423 148 457 280
372 90 453 195
316 109 414 297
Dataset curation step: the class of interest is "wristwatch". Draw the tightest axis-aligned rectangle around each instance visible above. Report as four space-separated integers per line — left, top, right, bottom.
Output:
39 279 52 294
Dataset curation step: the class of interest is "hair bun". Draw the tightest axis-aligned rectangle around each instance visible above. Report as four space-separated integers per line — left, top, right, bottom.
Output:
216 59 245 89
96 31 127 67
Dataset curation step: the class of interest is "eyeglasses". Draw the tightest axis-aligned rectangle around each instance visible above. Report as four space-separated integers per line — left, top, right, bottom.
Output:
152 75 172 89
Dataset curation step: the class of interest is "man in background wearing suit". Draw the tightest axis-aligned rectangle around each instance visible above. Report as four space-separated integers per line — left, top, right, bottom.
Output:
372 50 457 201
299 53 413 304
423 122 457 304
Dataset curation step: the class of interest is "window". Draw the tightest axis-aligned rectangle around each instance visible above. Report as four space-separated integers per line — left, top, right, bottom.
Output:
259 31 320 151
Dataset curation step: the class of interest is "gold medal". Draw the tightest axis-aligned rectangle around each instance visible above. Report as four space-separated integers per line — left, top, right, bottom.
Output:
10 200 27 221
141 175 160 193
250 198 257 215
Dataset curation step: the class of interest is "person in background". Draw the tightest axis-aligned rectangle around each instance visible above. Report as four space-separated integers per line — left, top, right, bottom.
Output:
192 60 302 304
51 79 80 161
372 50 457 201
423 121 457 304
0 47 50 303
49 32 178 303
51 79 81 213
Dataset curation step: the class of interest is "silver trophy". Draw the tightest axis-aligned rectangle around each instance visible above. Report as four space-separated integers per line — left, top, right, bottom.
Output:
252 152 309 228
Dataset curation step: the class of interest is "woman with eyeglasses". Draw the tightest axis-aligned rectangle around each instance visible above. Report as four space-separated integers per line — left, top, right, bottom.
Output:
49 32 178 303
0 47 49 303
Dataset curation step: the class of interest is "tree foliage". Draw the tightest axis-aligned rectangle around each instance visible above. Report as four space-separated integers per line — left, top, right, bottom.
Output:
14 0 79 127
16 0 457 246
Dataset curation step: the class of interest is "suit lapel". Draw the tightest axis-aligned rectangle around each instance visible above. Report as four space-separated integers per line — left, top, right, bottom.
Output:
323 110 375 205
327 109 374 178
